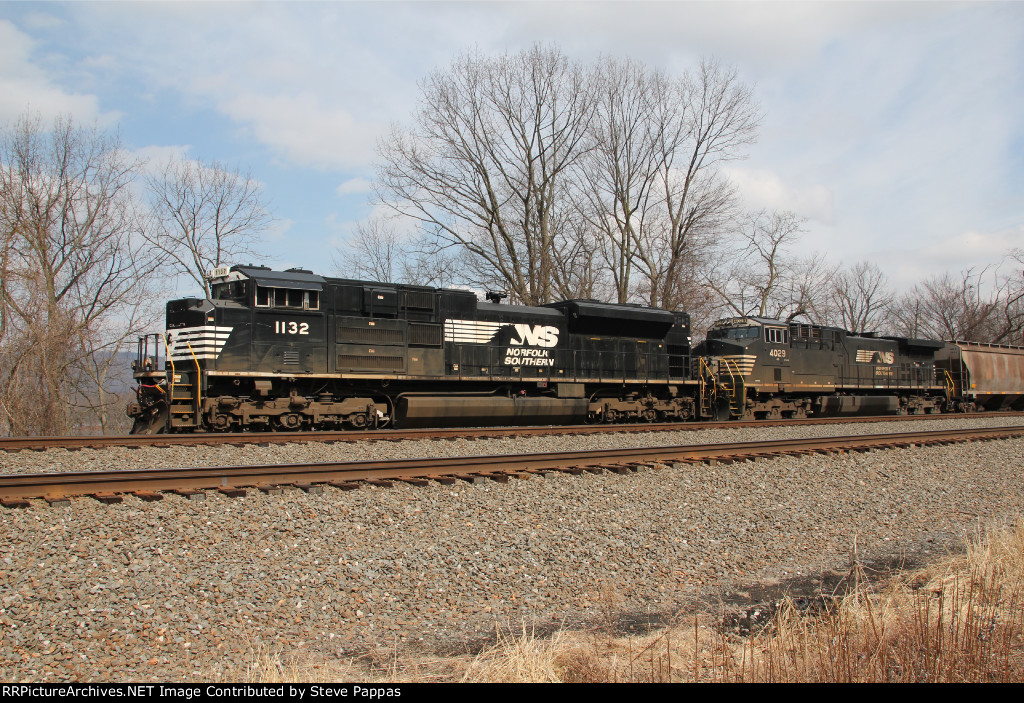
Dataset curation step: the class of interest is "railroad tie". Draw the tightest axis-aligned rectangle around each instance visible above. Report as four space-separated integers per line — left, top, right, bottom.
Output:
423 475 458 485
172 489 205 502
455 474 489 485
328 481 361 491
1 497 30 509
91 492 123 504
44 495 71 507
396 478 431 487
600 464 636 474
218 487 247 498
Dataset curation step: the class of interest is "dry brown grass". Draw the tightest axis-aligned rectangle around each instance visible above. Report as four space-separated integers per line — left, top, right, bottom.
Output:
246 519 1024 683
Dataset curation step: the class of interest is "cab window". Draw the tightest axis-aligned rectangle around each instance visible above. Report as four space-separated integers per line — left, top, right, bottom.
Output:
710 326 759 340
211 281 247 301
255 286 320 310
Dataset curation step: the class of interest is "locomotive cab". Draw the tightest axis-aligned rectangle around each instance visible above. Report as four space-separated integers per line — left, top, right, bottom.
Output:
701 317 792 386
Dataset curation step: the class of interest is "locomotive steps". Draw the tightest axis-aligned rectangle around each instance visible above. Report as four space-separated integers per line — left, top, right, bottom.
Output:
2 425 1022 506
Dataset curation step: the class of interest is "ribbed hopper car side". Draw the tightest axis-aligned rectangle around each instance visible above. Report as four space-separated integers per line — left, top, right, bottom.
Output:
936 341 1024 411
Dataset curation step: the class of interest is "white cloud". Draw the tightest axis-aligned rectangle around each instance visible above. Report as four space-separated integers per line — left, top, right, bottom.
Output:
132 144 190 174
6 2 1019 287
336 177 372 196
218 92 382 170
723 166 835 224
264 217 293 244
878 225 1024 291
0 20 109 124
52 3 424 171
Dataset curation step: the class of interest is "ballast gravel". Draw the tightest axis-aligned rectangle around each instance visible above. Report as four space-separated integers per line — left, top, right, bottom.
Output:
1 416 1023 682
1 416 1022 475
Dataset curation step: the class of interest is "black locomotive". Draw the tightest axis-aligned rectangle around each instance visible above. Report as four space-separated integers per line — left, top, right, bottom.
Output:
128 265 697 433
128 265 1024 433
696 317 948 419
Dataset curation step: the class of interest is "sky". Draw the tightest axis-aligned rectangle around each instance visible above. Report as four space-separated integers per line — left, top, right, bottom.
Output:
1 0 1022 296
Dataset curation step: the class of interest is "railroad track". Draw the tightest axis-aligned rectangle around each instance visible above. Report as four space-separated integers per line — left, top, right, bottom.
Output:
3 411 1022 452
2 425 1021 506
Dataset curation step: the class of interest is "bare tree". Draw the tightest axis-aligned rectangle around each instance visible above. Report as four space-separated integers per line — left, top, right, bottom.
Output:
998 249 1024 345
333 215 460 288
376 48 760 309
145 157 271 297
703 210 829 322
829 260 894 333
633 59 758 311
376 44 596 304
575 56 663 303
576 58 758 308
334 216 407 283
0 114 158 435
891 265 1024 343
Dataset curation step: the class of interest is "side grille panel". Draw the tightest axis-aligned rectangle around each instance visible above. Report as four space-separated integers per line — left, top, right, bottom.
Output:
408 323 442 346
337 326 405 344
338 355 405 371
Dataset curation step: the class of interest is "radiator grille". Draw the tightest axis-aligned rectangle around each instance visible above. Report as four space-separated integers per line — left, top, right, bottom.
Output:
408 323 442 346
338 355 405 371
403 291 435 310
337 326 404 344
282 351 300 365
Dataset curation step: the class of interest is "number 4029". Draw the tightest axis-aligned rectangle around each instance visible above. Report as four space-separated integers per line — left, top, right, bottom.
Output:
275 320 309 335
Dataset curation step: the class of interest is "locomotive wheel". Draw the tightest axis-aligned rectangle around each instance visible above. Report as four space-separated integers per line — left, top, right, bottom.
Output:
279 413 302 430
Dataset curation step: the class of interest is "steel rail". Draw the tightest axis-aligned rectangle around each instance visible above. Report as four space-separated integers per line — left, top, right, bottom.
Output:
2 425 1022 503
3 411 1022 452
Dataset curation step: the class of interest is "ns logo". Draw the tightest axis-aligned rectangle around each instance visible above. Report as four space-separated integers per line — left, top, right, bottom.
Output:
856 349 895 364
509 324 559 348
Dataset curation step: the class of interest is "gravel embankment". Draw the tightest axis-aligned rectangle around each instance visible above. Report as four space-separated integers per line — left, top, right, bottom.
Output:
1 416 1023 682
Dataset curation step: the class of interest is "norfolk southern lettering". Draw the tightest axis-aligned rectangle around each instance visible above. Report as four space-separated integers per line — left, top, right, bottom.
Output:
504 323 558 366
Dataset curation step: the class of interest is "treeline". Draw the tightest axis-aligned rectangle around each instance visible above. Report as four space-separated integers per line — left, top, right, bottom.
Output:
3 47 1021 436
338 44 1023 343
0 114 270 436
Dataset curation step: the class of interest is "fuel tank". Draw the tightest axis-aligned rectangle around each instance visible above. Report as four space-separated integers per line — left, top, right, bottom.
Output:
396 395 589 427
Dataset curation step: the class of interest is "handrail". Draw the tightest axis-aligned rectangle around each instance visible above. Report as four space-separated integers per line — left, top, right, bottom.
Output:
162 332 175 402
698 356 717 416
186 341 201 426
720 358 745 418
